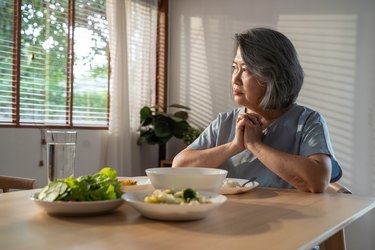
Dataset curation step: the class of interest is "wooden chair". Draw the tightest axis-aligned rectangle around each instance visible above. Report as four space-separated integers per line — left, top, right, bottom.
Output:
319 182 352 250
0 175 38 193
326 182 352 194
159 160 173 168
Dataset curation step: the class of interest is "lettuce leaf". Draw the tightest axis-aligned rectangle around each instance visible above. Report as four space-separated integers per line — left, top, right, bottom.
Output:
38 167 123 201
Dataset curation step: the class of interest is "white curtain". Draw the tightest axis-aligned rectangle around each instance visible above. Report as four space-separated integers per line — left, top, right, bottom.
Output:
106 0 158 176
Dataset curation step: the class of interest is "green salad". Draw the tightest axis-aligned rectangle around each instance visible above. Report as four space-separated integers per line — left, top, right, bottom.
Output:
38 167 123 202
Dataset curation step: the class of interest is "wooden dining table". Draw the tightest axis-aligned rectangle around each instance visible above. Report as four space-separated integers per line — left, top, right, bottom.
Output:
1 187 374 250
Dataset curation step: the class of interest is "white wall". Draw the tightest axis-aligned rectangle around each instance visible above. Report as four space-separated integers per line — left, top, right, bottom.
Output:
0 126 160 187
168 0 375 249
0 128 109 188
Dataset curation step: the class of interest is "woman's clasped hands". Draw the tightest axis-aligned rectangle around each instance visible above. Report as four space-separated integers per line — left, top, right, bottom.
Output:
233 113 264 152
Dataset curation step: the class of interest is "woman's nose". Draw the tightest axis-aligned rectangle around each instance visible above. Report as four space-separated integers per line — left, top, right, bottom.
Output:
232 71 242 85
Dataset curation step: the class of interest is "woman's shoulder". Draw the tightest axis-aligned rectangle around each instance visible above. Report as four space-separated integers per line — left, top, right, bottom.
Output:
216 107 244 121
289 104 325 120
285 104 329 132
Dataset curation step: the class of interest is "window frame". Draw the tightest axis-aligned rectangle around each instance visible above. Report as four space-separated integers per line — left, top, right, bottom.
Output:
155 0 168 113
1 0 168 130
0 0 110 130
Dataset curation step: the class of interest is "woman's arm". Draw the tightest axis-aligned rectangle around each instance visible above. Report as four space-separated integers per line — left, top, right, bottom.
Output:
248 141 331 193
172 143 238 168
242 114 331 193
173 114 249 168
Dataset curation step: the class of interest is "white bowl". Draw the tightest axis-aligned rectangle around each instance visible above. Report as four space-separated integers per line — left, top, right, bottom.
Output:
145 167 228 193
123 190 227 221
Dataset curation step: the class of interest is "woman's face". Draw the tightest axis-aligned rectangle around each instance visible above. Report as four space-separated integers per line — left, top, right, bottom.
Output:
232 48 266 109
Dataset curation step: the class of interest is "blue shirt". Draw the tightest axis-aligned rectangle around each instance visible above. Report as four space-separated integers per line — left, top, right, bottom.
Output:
189 104 342 188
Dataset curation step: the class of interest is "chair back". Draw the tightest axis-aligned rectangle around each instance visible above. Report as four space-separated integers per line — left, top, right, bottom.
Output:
326 182 352 194
0 175 38 193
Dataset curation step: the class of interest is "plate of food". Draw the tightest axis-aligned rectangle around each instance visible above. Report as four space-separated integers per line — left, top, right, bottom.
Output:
123 188 227 221
118 176 153 192
30 167 124 216
219 178 259 195
30 194 124 216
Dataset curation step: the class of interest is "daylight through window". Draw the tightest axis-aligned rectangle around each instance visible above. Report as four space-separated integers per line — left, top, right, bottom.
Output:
0 0 109 128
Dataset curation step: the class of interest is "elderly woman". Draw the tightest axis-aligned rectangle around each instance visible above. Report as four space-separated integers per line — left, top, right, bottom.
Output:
172 27 342 193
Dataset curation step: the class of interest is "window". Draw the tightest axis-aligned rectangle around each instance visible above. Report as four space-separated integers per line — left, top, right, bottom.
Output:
0 0 109 128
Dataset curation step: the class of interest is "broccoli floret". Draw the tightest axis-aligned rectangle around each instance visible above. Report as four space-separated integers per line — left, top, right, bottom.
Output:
183 188 197 202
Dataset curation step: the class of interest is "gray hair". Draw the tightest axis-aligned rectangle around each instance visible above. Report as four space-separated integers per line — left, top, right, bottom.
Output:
234 27 304 109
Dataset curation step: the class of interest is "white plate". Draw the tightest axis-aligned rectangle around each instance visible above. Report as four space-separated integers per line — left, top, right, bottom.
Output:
219 178 259 195
30 193 124 216
118 176 153 192
123 190 227 221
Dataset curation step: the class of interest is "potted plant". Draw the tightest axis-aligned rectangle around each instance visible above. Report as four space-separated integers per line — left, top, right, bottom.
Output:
137 104 202 164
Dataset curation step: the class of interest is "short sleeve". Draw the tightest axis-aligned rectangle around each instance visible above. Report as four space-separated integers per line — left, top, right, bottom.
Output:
189 114 221 150
189 109 240 150
299 112 342 182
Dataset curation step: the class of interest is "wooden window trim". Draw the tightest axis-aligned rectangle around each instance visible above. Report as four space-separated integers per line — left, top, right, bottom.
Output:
1 0 110 129
155 0 169 113
12 0 21 125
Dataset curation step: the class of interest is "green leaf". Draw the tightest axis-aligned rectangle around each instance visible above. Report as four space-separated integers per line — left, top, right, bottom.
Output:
153 116 173 137
158 135 172 144
183 126 203 144
168 104 190 110
141 117 153 126
140 106 153 126
99 167 117 179
38 168 122 202
38 181 69 201
173 121 189 139
137 136 147 145
173 111 188 120
148 133 165 144
137 104 200 145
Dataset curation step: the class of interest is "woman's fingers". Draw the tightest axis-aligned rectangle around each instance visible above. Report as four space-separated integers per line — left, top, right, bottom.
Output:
246 115 260 125
238 113 262 126
242 114 264 144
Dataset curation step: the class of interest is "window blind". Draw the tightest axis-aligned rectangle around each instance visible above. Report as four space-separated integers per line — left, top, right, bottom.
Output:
0 0 109 127
73 0 109 125
0 0 16 123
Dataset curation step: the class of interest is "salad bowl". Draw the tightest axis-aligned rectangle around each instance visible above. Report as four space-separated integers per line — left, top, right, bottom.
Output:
30 193 124 216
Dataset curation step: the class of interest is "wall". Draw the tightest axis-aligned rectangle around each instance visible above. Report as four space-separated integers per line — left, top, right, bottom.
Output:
0 128 109 188
0 126 160 187
168 0 375 249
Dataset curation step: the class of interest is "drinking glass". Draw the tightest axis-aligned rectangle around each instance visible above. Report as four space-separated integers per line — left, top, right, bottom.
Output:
45 130 77 182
